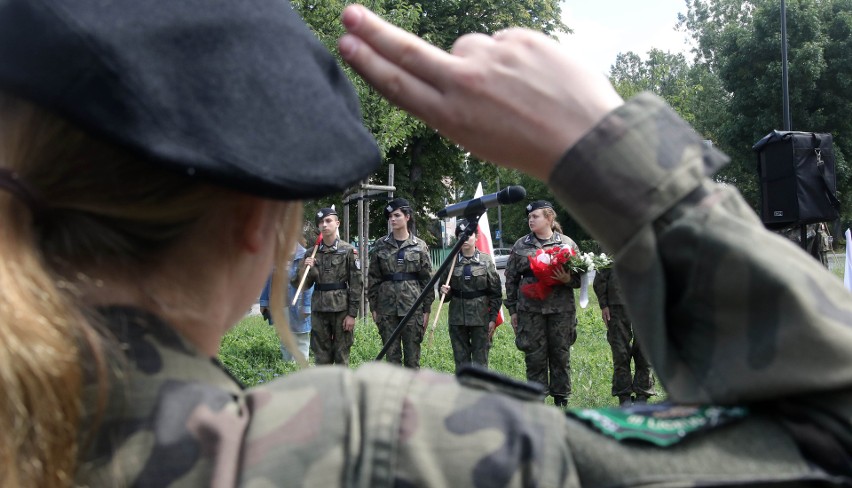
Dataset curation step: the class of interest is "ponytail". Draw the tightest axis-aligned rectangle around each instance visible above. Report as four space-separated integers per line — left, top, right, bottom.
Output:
542 207 563 234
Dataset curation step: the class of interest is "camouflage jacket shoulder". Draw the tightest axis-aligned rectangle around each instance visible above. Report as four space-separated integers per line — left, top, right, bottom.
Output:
592 267 624 308
76 306 572 487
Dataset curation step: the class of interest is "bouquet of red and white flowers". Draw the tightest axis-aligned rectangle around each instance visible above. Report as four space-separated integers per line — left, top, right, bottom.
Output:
522 247 577 301
522 248 613 304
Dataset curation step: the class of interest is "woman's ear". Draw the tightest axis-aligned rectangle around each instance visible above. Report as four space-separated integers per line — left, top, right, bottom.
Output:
236 197 281 254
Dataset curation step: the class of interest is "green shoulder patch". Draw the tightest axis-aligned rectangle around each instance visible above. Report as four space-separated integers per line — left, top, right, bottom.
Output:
567 403 749 447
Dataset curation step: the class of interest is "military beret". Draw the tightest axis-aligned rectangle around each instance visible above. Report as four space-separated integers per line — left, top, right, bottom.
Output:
315 206 338 224
525 200 554 215
384 198 411 219
0 0 380 201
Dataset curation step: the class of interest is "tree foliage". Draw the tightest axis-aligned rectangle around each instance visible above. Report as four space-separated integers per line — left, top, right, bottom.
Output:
678 0 852 224
292 0 568 245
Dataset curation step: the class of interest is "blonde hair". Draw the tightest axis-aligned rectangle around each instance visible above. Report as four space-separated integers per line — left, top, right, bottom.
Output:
0 94 303 486
541 207 563 234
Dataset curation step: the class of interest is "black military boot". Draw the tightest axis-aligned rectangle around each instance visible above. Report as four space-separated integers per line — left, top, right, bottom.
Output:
553 395 568 407
618 395 633 407
633 395 649 405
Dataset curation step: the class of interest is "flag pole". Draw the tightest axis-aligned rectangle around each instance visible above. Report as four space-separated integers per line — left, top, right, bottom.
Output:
292 234 322 306
427 258 457 348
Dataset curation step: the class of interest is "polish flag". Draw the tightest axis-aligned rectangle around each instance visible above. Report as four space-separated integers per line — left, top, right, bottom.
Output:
473 182 505 327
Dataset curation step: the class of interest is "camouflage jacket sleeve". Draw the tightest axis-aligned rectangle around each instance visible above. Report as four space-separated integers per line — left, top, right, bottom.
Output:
502 243 523 315
418 240 435 313
592 268 608 309
548 92 852 415
346 245 362 318
484 254 503 323
367 246 381 312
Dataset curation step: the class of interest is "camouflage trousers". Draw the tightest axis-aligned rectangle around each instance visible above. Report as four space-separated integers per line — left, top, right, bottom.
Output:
515 310 577 397
606 305 654 398
448 324 488 372
311 310 354 366
377 313 424 369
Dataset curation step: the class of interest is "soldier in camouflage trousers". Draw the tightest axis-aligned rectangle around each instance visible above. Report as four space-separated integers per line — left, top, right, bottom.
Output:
504 200 581 407
439 220 503 372
593 267 655 406
299 207 362 366
369 198 434 369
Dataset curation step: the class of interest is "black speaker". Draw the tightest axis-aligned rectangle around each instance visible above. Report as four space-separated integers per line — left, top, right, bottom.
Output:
753 131 840 229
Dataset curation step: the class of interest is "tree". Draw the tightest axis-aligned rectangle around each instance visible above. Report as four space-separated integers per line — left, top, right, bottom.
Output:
679 0 852 225
292 0 568 245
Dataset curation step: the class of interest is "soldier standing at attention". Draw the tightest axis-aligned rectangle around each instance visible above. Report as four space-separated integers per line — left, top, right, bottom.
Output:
593 267 655 406
369 198 434 368
439 220 502 372
299 207 362 366
504 200 581 407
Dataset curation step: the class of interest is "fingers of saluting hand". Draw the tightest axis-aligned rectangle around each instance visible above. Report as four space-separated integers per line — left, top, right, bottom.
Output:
339 5 460 119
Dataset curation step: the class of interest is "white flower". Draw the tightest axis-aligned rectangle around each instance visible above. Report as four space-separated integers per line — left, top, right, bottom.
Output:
536 253 551 265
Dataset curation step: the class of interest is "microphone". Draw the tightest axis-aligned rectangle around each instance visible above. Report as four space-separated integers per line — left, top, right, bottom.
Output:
437 186 526 219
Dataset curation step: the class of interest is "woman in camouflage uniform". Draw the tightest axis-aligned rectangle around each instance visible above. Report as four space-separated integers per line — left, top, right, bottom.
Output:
504 200 581 407
439 220 503 372
4 2 851 486
368 198 434 369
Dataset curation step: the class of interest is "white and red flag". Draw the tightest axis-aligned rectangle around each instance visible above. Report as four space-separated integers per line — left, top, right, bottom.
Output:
473 182 505 327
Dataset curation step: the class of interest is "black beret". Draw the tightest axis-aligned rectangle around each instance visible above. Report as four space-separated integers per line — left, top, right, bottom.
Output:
315 207 338 224
0 0 380 200
384 198 411 219
525 200 554 215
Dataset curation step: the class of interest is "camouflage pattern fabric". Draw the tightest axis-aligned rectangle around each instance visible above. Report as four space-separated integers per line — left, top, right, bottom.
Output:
448 323 489 371
310 310 353 366
376 313 424 368
77 94 852 486
440 251 502 327
515 310 576 398
298 239 362 317
368 233 434 316
439 250 502 371
503 232 580 315
593 268 654 399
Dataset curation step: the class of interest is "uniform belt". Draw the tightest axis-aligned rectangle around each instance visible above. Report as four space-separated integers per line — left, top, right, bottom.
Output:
383 272 419 281
451 289 488 299
315 282 348 291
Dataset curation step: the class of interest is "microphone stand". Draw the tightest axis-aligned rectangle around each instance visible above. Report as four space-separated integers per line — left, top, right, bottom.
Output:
375 211 482 361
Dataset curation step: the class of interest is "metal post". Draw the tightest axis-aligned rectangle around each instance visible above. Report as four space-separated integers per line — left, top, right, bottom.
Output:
358 184 367 317
387 164 395 235
496 174 504 248
781 0 792 131
343 199 350 242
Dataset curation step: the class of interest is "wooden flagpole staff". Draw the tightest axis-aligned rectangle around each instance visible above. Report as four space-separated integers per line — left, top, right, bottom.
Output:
427 257 457 347
292 234 322 306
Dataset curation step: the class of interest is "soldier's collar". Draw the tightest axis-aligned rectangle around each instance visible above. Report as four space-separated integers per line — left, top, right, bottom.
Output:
385 233 415 247
525 231 561 247
458 249 480 263
320 238 339 251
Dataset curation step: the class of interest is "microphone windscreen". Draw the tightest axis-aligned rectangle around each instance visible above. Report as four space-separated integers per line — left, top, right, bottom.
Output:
498 185 527 204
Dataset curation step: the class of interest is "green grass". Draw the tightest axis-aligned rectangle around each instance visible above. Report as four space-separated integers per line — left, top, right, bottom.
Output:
220 293 660 409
